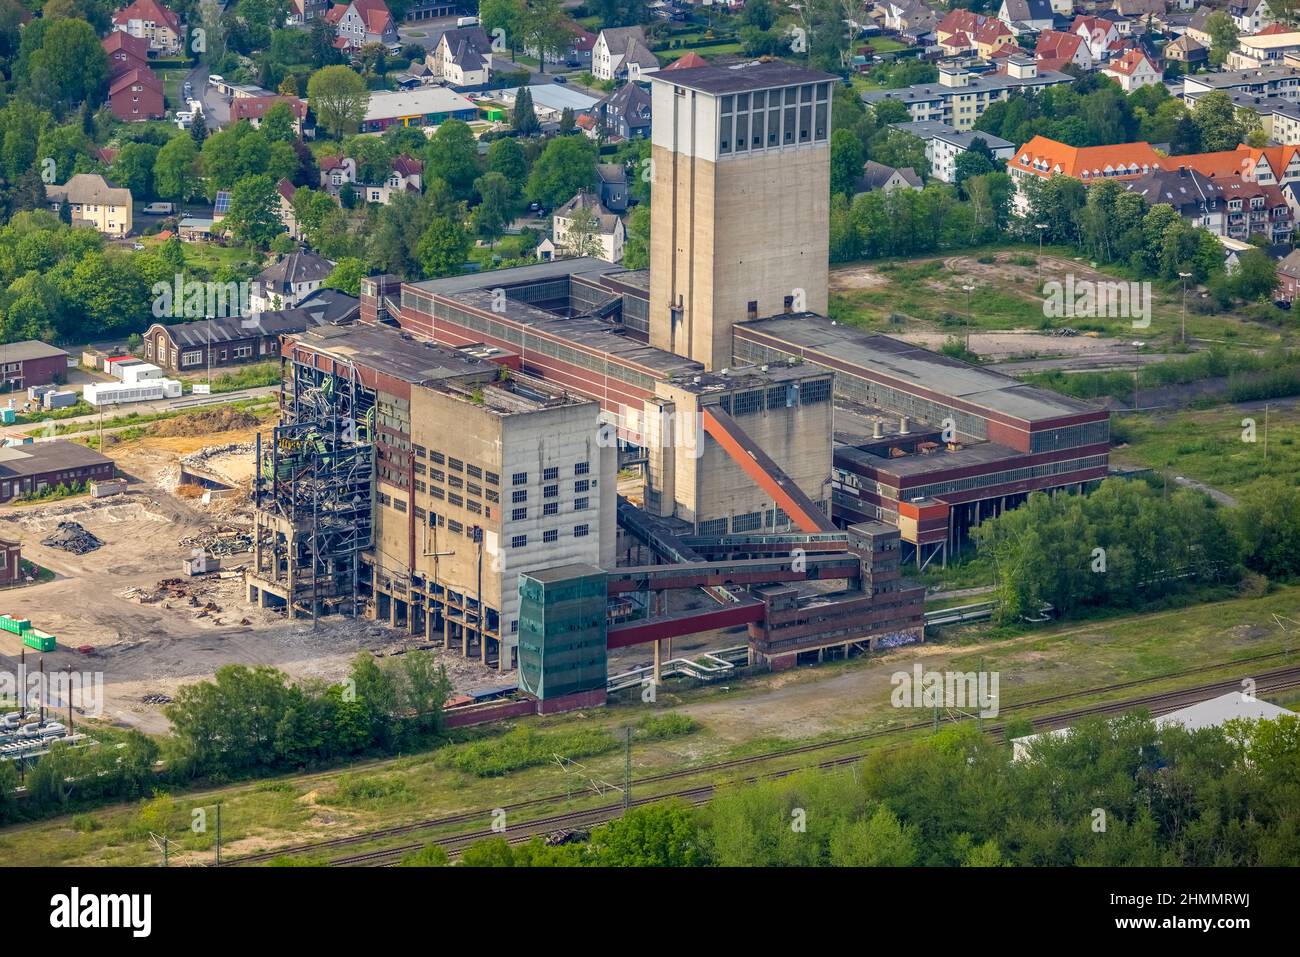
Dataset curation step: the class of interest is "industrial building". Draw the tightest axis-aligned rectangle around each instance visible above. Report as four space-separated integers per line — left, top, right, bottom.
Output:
0 341 69 392
0 441 115 501
247 60 1107 708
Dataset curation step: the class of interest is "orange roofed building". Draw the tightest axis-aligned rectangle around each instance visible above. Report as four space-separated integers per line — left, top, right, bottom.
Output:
1008 136 1164 214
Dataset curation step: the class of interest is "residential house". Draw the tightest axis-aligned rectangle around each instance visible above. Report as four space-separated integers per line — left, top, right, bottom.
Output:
524 21 596 68
1116 0 1167 17
1227 30 1300 70
974 18 1016 58
144 289 360 373
1185 6 1215 46
111 0 183 55
1036 29 1094 71
232 95 309 135
890 120 1016 183
1165 33 1209 67
107 67 165 122
1182 65 1300 105
1103 48 1162 90
1229 0 1274 35
596 163 628 212
936 9 984 49
320 156 359 194
592 26 660 81
1275 247 1300 299
249 250 335 314
428 25 493 87
329 0 399 51
45 174 133 237
598 81 652 140
861 58 1072 132
358 154 423 205
288 0 329 22
1218 177 1293 241
1123 167 1227 234
856 160 924 193
999 0 1054 34
276 179 299 239
1073 15 1121 60
1007 136 1165 213
549 192 625 263
102 31 151 79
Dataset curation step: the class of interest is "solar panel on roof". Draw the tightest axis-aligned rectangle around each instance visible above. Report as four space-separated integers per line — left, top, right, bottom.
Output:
213 191 231 214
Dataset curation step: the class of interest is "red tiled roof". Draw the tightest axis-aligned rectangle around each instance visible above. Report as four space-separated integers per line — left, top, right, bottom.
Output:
1105 48 1154 75
112 0 180 34
1011 135 1164 181
392 153 423 177
664 51 709 70
277 179 297 202
1037 29 1083 61
109 67 163 97
1255 22 1292 35
232 95 308 123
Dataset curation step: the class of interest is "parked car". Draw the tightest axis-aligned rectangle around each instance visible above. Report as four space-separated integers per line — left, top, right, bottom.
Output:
553 74 568 84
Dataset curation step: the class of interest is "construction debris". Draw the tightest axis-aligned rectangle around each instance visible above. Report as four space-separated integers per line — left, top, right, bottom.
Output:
141 693 172 705
41 521 104 554
179 525 253 557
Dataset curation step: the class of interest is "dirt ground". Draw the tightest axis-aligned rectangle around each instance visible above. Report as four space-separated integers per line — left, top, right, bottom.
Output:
0 428 515 734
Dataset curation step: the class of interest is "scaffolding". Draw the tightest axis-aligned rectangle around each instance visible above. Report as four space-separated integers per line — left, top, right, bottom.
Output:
247 348 376 620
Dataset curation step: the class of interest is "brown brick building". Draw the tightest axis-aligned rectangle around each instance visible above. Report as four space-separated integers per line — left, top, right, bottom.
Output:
0 341 69 392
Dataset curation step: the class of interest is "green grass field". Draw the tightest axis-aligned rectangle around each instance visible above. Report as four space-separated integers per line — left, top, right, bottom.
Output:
1111 402 1300 497
6 581 1300 866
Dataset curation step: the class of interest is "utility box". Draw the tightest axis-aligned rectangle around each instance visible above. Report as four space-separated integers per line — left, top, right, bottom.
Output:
517 564 608 701
43 390 77 410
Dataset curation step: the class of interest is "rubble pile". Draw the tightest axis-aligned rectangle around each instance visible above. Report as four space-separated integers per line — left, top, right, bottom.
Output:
41 521 104 554
179 525 253 557
141 693 172 705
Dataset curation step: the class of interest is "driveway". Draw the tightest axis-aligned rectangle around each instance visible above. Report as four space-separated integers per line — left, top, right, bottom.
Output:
186 65 230 129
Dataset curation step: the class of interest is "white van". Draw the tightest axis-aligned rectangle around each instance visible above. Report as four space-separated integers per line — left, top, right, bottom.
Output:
175 111 194 128
143 202 175 215
456 16 479 26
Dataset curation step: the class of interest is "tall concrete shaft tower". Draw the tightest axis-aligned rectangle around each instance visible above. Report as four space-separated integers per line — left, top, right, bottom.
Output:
648 62 834 371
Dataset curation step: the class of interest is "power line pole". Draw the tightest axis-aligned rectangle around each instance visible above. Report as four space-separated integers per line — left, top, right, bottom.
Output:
622 727 631 812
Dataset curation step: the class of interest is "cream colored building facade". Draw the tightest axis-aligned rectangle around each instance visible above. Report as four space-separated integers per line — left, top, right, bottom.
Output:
648 63 833 372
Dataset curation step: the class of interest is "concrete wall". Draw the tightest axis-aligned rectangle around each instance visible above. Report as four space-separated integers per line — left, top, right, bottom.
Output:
649 83 830 371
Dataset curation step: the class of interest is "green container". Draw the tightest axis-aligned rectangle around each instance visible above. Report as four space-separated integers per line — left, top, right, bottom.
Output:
20 629 55 652
0 616 29 635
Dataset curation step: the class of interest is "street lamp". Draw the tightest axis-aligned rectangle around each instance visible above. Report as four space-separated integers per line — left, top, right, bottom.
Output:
1178 271 1193 345
1034 223 1048 272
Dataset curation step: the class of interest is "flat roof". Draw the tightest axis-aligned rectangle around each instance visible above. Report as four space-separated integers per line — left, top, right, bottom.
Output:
737 315 1101 424
364 87 475 122
410 257 614 295
502 83 599 113
1183 65 1300 89
861 67 1071 106
0 341 68 363
665 360 829 396
524 562 605 583
649 60 836 95
289 322 496 385
835 437 1026 479
889 120 1014 151
0 440 111 479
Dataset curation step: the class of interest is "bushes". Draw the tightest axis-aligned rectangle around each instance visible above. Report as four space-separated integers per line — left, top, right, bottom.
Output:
635 713 700 740
437 726 619 777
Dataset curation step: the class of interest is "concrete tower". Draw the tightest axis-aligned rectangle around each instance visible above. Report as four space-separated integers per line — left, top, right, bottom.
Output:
647 61 834 371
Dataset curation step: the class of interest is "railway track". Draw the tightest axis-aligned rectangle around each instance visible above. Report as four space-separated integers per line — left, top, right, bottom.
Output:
221 649 1300 867
325 666 1300 866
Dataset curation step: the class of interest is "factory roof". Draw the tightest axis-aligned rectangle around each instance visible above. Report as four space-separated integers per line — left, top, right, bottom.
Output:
736 315 1102 424
149 290 359 348
0 341 68 363
289 322 496 385
0 441 112 479
649 60 836 95
665 360 830 396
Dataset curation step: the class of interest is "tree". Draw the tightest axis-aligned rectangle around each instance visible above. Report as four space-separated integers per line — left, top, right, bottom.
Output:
261 101 298 143
472 171 513 246
1192 90 1246 152
558 202 603 258
110 142 159 200
224 174 285 248
487 136 528 187
190 110 209 147
828 806 919 866
512 86 540 137
417 214 471 277
24 18 109 111
155 135 200 203
202 124 272 196
522 0 569 75
1206 11 1238 67
526 135 597 207
307 65 369 139
426 119 480 198
559 106 576 134
479 0 525 58
590 801 706 866
830 128 864 198
622 205 649 269
324 257 368 296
